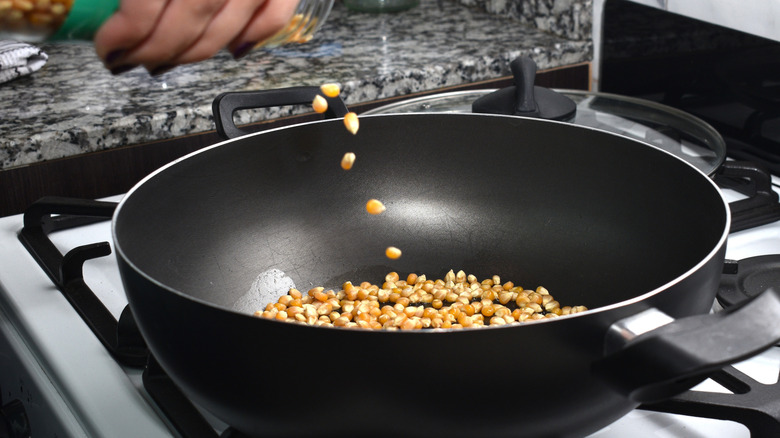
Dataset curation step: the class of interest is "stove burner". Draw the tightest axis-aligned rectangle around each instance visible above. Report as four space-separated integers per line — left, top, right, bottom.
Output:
719 256 780 309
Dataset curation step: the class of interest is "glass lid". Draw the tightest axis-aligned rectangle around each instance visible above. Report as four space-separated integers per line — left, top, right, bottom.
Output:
363 89 726 175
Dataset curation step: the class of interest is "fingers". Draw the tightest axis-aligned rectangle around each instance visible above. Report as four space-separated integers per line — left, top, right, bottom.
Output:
93 0 170 68
226 0 299 56
94 0 299 75
95 0 231 73
124 0 230 72
168 0 294 66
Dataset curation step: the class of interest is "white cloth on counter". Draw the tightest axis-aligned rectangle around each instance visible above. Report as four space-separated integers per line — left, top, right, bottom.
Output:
0 40 48 84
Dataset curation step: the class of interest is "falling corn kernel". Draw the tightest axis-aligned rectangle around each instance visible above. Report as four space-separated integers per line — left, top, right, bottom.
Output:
344 112 359 135
341 152 356 170
320 83 340 98
366 199 386 215
385 246 402 259
312 95 328 113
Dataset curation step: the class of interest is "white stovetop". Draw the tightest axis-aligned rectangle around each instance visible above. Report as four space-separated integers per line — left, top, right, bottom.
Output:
0 188 778 437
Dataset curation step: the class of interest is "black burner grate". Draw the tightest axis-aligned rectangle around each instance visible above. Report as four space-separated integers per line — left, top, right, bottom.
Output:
639 255 780 437
18 197 148 366
640 363 780 438
719 256 780 308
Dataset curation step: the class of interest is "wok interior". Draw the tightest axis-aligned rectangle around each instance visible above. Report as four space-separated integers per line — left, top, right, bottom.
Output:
114 114 727 314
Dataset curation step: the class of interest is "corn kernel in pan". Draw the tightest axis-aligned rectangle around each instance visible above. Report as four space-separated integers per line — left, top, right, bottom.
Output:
343 112 359 135
385 246 402 259
340 152 356 170
365 199 385 215
254 270 587 330
320 83 340 98
312 95 328 113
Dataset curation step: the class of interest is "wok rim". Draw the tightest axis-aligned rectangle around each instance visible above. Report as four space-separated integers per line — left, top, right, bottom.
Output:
112 112 731 332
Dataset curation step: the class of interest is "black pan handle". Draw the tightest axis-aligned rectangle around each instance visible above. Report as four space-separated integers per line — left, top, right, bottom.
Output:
212 86 349 140
592 287 780 404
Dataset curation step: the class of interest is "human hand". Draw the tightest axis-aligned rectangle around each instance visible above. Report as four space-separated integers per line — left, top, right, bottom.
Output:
94 0 299 75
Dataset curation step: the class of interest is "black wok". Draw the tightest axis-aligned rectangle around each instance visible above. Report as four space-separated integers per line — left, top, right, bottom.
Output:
113 97 780 437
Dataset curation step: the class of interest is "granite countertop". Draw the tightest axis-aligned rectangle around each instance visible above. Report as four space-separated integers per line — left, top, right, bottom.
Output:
0 0 592 171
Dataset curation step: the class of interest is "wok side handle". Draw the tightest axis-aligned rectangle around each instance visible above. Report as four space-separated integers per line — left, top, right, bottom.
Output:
212 86 349 140
592 288 780 404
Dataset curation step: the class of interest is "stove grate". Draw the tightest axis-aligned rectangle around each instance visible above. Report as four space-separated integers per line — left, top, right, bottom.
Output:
17 196 148 367
639 257 780 436
715 161 780 232
639 356 780 438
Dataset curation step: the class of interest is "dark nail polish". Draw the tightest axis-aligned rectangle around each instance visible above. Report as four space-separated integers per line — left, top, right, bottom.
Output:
232 42 256 59
110 64 137 75
150 65 175 76
105 49 126 65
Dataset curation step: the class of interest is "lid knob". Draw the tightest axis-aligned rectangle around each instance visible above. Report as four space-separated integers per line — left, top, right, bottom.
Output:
472 56 577 121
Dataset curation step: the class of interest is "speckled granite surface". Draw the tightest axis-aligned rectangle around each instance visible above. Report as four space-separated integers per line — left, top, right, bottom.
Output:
0 0 592 170
458 0 592 40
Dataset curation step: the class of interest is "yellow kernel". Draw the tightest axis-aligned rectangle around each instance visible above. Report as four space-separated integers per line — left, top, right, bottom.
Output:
13 0 33 11
313 290 328 302
341 152 356 170
385 246 402 259
320 83 340 98
400 318 417 330
344 112 359 135
49 2 65 14
312 95 328 113
366 199 386 215
489 316 507 326
29 12 53 25
494 307 511 318
498 291 514 305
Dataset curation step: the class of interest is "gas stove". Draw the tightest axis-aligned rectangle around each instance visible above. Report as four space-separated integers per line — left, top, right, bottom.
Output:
0 169 779 437
4 76 780 437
